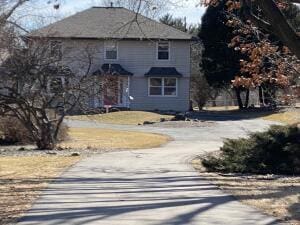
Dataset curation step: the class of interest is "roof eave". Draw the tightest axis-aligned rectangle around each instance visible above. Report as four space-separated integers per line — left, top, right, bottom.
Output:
26 35 194 41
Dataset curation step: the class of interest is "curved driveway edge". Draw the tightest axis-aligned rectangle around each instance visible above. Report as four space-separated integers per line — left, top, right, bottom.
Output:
18 119 283 225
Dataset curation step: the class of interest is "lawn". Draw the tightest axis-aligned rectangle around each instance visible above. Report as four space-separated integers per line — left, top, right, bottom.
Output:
60 127 170 149
262 111 300 125
68 111 174 125
0 156 80 224
193 158 300 225
0 124 170 224
202 106 239 111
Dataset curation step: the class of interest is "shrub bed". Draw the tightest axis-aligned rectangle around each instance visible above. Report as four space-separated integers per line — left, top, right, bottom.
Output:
202 125 300 175
0 117 32 144
0 117 69 145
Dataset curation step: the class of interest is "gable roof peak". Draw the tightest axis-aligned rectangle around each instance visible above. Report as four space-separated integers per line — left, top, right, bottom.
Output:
28 7 193 41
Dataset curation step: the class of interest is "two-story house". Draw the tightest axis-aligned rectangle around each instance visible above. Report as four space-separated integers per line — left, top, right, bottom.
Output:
28 6 193 112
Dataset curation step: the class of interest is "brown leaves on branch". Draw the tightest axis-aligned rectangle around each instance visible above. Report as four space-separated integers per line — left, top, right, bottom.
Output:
230 19 298 89
201 0 300 58
200 0 300 94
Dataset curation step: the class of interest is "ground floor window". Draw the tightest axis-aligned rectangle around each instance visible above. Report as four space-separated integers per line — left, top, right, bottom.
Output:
149 77 177 96
49 77 65 94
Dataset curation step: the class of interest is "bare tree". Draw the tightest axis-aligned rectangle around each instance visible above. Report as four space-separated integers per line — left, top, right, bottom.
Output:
0 35 100 149
102 0 168 17
191 76 212 110
0 0 29 27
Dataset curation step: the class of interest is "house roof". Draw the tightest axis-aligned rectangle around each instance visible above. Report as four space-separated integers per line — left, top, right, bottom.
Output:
101 64 133 76
28 7 193 41
145 67 183 77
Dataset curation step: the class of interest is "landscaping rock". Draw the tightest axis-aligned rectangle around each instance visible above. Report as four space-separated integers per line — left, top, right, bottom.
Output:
71 153 80 157
160 118 166 122
147 120 215 128
46 151 57 155
56 146 64 151
172 113 186 121
143 121 155 125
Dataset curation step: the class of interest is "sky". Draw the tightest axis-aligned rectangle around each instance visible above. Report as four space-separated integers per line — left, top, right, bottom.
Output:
24 0 207 27
169 0 207 24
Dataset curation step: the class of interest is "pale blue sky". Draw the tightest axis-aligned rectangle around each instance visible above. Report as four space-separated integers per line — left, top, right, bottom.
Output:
26 0 206 26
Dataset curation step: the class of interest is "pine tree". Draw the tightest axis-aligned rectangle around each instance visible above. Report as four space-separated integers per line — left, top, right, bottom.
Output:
199 1 250 109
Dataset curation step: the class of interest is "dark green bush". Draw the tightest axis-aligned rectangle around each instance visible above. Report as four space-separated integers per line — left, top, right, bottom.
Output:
202 125 300 175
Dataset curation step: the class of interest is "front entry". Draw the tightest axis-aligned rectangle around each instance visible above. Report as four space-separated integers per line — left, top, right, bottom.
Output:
103 76 119 105
89 75 130 108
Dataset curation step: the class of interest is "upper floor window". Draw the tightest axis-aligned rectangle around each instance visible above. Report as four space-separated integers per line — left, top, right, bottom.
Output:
157 41 170 60
49 77 64 94
50 41 62 60
104 41 118 60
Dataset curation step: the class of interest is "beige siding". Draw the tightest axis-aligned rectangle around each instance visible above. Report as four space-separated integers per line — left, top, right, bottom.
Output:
61 39 191 111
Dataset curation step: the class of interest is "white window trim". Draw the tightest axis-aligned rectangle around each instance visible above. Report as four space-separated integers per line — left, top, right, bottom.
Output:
156 41 171 61
148 77 178 97
104 40 119 60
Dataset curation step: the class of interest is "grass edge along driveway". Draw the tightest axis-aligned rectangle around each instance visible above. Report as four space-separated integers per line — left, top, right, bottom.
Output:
60 127 171 150
0 156 80 225
68 111 174 125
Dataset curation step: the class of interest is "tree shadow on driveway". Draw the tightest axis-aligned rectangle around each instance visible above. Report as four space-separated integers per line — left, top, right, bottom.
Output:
17 174 281 225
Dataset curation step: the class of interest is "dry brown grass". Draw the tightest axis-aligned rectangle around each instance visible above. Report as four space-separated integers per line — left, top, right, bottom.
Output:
262 111 300 125
193 158 300 225
68 111 174 125
0 156 80 225
60 127 170 150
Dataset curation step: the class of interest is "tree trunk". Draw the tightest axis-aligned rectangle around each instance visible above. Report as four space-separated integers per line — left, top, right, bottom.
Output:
198 102 203 110
36 126 56 150
189 100 194 111
235 88 244 109
259 86 264 105
244 89 250 108
212 100 217 107
257 0 300 59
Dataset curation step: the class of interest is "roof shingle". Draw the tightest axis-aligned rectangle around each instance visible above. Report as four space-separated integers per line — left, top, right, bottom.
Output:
101 63 133 76
145 67 183 77
28 7 193 40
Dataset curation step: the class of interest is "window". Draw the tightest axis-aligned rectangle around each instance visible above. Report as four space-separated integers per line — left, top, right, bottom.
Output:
149 77 177 96
157 41 170 60
164 78 177 96
149 78 163 96
50 41 62 60
104 41 118 60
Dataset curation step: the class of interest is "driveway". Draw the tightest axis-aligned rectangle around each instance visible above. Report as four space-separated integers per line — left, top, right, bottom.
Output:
18 118 281 225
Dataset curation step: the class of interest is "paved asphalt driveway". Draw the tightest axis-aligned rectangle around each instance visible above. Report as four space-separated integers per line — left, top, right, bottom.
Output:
18 118 282 225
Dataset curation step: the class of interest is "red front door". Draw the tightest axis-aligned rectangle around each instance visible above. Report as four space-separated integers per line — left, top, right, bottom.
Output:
103 76 119 105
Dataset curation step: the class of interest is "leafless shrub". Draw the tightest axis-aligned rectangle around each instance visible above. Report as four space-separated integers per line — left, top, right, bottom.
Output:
0 34 100 149
0 116 32 144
